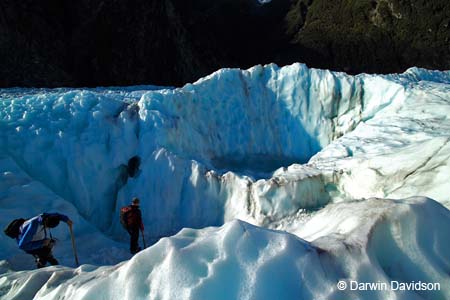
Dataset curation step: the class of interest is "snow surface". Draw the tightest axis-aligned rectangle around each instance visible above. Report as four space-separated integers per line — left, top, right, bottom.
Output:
1 197 449 300
0 64 449 299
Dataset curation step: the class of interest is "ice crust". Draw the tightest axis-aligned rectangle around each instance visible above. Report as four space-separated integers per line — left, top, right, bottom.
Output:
0 64 449 299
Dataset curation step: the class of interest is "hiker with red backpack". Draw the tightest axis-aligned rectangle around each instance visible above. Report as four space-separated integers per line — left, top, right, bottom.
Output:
120 197 145 254
4 213 73 268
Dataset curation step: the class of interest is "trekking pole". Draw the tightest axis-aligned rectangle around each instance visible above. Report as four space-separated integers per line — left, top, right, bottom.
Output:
141 229 147 249
69 225 79 266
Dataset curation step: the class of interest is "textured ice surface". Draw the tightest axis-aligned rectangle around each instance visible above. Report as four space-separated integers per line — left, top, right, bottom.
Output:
0 64 449 299
1 197 448 300
2 64 448 240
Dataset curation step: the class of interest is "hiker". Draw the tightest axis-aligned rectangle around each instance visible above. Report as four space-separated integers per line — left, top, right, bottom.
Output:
14 213 72 268
120 197 145 254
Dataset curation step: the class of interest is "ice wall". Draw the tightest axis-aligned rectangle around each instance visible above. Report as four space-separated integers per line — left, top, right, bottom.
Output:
138 64 362 167
1 64 448 240
309 68 450 208
0 90 140 232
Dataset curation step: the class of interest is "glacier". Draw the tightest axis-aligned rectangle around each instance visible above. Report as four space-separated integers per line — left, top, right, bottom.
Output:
0 63 449 300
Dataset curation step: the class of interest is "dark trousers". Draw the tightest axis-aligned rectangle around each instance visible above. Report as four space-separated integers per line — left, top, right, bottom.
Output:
26 246 58 268
127 227 140 253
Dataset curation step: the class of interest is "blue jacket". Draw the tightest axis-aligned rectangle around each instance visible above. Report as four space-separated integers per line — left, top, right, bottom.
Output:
16 213 69 252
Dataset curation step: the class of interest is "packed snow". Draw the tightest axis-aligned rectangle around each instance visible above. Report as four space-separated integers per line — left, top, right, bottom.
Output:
0 64 449 299
2 197 449 300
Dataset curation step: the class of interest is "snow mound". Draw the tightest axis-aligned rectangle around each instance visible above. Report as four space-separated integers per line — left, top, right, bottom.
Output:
1 197 448 300
296 197 450 300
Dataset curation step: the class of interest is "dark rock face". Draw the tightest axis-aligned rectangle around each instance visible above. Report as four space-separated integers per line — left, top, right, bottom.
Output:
0 0 206 87
283 0 450 75
0 0 449 87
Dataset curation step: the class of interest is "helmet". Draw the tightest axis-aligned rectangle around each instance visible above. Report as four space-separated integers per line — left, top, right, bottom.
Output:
132 197 140 205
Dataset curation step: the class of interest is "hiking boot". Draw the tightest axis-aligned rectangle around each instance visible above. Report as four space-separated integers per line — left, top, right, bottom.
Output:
48 256 59 265
36 259 46 268
131 247 142 254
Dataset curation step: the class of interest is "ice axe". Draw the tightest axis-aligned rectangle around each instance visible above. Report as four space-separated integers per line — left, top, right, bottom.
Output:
141 229 147 249
69 224 79 266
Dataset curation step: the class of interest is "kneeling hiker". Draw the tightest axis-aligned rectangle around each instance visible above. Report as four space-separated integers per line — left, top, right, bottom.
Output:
120 197 145 254
4 213 73 268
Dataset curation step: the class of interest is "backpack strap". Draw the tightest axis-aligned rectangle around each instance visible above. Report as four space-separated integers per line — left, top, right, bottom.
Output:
43 221 53 240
